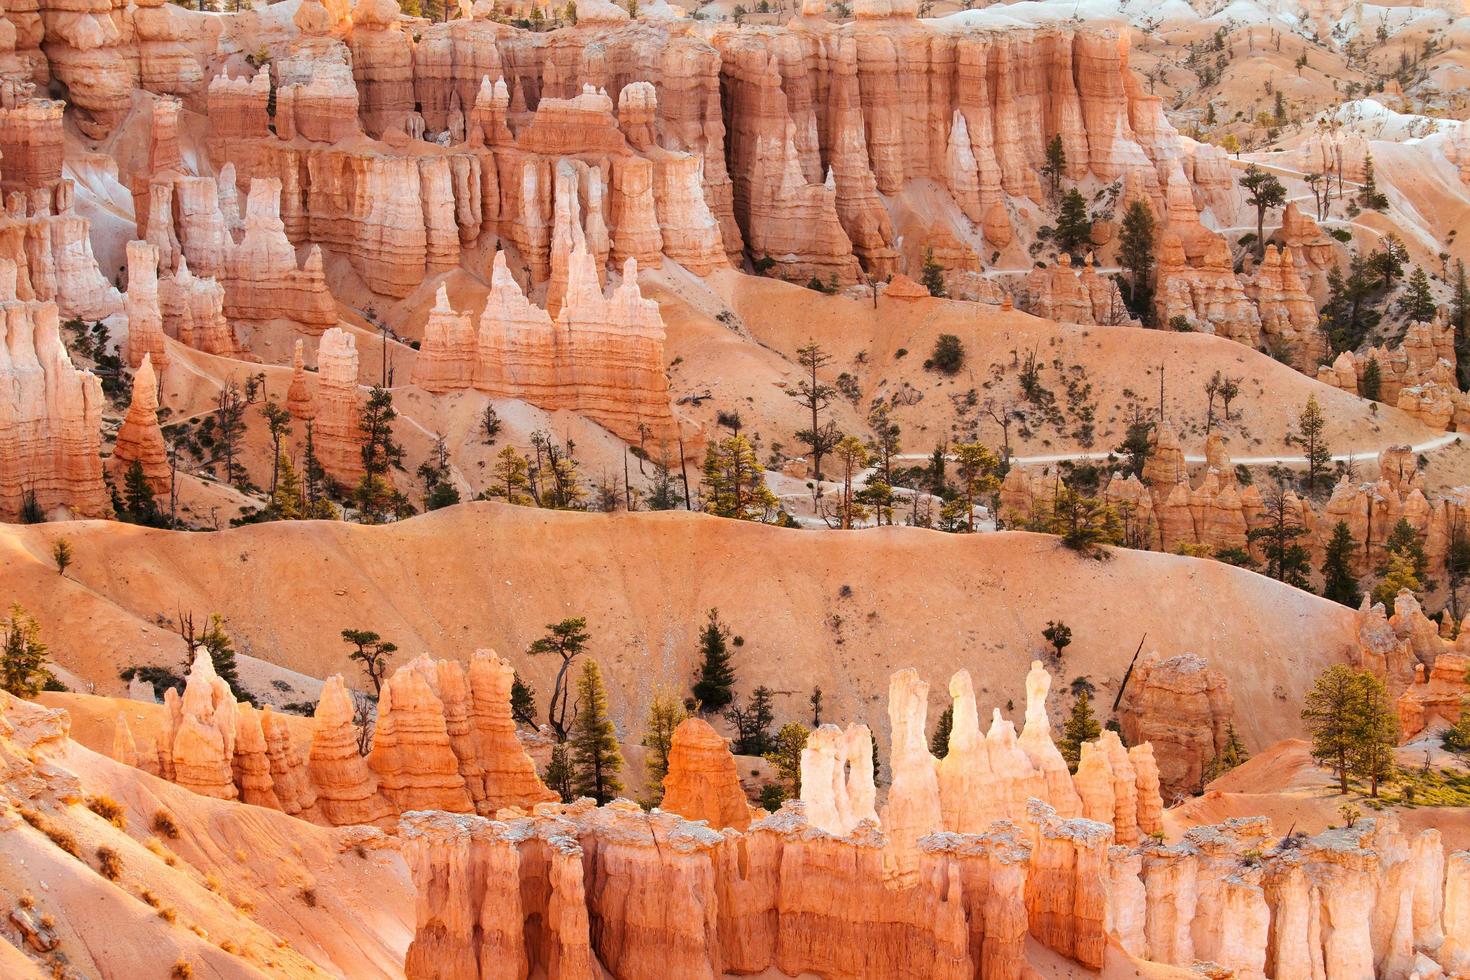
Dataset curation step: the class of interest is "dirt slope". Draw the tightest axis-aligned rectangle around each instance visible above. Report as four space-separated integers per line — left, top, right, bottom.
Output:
1 506 1359 752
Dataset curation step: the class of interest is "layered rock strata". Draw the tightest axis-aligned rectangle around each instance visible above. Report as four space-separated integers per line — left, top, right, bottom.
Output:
411 250 680 446
0 268 110 520
109 353 169 493
112 648 556 827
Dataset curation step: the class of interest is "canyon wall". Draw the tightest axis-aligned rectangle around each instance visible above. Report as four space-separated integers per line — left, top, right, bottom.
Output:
114 648 557 827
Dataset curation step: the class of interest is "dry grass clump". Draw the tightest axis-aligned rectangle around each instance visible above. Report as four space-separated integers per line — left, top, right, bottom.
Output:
85 794 127 829
144 836 178 867
152 809 181 839
157 904 178 924
139 888 161 908
96 845 123 881
19 807 81 858
299 887 317 908
171 958 193 978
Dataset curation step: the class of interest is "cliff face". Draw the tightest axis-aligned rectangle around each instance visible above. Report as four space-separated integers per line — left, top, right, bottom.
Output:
113 648 556 827
0 272 110 520
401 780 1461 979
411 249 680 446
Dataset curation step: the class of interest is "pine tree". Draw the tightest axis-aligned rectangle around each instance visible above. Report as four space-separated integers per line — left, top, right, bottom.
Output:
765 722 808 802
483 446 534 505
269 452 304 520
260 400 292 496
1293 395 1331 494
787 342 840 479
1248 486 1313 589
510 673 537 727
1302 665 1360 794
1379 517 1429 583
527 617 591 741
725 687 775 755
543 744 574 802
340 628 398 698
1321 521 1362 608
302 420 335 518
1203 721 1249 785
1361 357 1382 401
931 704 954 759
1118 199 1156 320
52 538 73 576
702 435 779 522
1372 551 1422 606
1059 691 1101 773
1054 189 1092 257
2 604 53 697
123 460 163 527
1348 671 1397 797
569 660 623 805
354 386 405 523
640 687 686 806
196 613 248 702
1398 266 1437 322
691 609 736 712
1452 260 1470 390
1041 134 1066 196
1357 151 1389 210
1042 620 1073 660
920 247 947 298
1239 164 1286 259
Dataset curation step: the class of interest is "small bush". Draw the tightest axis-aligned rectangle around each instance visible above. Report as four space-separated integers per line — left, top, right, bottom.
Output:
923 334 965 375
96 846 123 880
152 809 181 839
140 888 161 908
20 807 81 858
171 958 193 979
86 794 127 830
1329 227 1353 243
158 905 178 924
300 887 318 908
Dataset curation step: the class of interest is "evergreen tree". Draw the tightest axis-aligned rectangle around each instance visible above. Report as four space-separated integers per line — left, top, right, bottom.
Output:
417 435 460 512
691 609 737 711
301 420 335 518
569 660 623 805
543 744 574 803
1293 395 1331 494
1054 189 1092 257
1320 521 1362 608
1302 665 1397 795
1357 151 1389 210
1203 721 1249 785
340 628 398 698
920 247 947 298
930 704 953 759
787 342 840 479
482 446 534 505
1041 134 1067 196
354 386 405 523
52 538 73 576
1323 255 1385 354
1398 266 1437 322
527 617 591 741
1372 551 1422 606
194 613 248 702
1113 415 1154 479
1248 486 1313 589
260 400 293 496
702 435 779 522
1042 620 1073 660
510 672 537 727
645 456 682 511
122 460 163 527
1361 357 1382 401
1118 199 1156 321
1239 164 1286 259
725 687 775 755
269 452 304 520
764 722 808 802
1379 517 1429 583
1 604 53 697
1059 690 1101 773
1349 671 1397 797
641 687 686 805
1453 260 1470 390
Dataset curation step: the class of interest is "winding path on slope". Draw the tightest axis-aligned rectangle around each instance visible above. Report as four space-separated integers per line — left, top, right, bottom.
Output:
886 431 1463 468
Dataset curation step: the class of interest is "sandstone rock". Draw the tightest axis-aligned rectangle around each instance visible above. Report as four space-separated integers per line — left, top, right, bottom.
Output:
1119 653 1233 799
222 179 337 331
879 668 942 882
660 717 750 831
313 327 363 487
110 353 169 493
799 722 877 836
0 286 110 520
464 650 558 812
166 649 238 801
123 240 166 372
286 339 317 421
368 657 476 814
308 675 394 827
411 283 476 393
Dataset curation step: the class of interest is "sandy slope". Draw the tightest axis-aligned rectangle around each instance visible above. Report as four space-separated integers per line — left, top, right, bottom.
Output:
1 506 1359 755
646 268 1442 466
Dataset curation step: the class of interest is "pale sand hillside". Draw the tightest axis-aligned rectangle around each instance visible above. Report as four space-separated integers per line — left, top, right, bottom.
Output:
2 506 1358 754
0 734 411 977
1168 739 1470 849
648 268 1442 464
